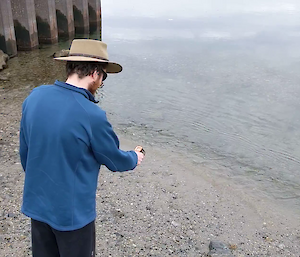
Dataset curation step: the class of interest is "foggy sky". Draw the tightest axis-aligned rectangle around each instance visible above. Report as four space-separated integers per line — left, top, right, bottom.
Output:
103 0 300 19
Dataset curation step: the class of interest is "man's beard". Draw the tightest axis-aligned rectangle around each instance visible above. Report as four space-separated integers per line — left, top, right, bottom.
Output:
87 81 98 95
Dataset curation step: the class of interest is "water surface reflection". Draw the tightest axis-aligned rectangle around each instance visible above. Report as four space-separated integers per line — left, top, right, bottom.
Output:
2 0 300 213
100 0 300 210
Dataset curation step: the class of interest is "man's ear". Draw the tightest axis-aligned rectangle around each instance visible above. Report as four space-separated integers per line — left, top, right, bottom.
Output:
91 70 98 79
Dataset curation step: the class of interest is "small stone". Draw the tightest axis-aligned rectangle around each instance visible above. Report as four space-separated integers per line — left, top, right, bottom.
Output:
20 235 27 240
52 49 69 58
0 76 9 81
171 221 180 227
229 244 237 250
208 241 234 257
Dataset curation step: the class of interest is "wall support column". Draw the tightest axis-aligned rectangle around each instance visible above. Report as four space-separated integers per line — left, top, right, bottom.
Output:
88 0 101 37
10 0 39 50
0 0 17 56
35 0 58 44
55 0 74 38
73 0 89 34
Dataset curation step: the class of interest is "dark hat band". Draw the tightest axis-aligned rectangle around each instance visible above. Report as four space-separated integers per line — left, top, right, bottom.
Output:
69 53 109 61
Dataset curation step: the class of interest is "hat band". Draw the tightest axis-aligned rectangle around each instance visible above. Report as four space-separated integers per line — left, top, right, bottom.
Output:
69 53 109 61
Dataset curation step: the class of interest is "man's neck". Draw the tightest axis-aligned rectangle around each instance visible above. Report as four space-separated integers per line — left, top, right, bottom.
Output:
65 74 90 91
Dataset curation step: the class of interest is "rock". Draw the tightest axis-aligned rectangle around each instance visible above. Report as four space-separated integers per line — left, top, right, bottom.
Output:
171 221 180 227
0 75 9 81
0 50 9 71
111 209 125 218
207 241 234 257
228 244 237 250
52 49 69 58
7 213 17 218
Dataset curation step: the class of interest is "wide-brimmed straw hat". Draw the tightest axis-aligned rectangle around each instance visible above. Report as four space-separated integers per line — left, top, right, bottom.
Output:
54 39 122 73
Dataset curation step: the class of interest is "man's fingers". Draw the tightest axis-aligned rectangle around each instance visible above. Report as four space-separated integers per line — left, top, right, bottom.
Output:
135 151 144 165
135 146 145 155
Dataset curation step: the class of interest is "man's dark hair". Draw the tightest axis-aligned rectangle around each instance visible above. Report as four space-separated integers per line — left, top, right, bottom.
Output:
66 61 107 79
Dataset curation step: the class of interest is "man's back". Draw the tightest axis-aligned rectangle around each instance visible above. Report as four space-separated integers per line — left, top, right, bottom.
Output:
20 81 137 231
19 39 144 257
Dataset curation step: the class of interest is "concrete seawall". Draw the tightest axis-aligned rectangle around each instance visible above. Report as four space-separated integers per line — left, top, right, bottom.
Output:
0 0 17 56
0 0 102 56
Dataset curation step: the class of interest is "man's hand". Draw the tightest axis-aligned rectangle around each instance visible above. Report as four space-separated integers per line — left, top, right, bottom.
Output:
135 151 145 165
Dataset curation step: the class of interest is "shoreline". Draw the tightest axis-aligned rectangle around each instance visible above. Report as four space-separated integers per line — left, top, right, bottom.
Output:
0 55 299 255
0 83 300 256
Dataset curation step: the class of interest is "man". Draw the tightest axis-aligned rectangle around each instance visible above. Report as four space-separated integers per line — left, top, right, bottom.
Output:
19 39 145 257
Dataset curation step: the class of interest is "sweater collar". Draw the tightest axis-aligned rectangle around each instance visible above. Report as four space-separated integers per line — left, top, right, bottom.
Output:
54 80 99 103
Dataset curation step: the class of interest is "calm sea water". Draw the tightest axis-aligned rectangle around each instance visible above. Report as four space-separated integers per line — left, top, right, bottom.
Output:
100 0 300 210
5 0 300 212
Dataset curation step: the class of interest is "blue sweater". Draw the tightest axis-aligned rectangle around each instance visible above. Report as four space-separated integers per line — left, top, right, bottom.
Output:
19 80 137 231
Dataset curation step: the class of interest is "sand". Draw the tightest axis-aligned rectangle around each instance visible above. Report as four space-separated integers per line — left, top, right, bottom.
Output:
0 78 300 256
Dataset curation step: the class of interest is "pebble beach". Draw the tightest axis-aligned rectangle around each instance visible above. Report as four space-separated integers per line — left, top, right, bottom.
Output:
0 70 300 256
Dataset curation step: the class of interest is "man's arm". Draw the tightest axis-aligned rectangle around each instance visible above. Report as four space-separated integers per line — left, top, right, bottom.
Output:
19 121 28 171
90 111 138 171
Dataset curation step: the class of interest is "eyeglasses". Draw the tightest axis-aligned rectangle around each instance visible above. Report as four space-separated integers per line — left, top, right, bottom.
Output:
97 68 107 89
100 68 107 81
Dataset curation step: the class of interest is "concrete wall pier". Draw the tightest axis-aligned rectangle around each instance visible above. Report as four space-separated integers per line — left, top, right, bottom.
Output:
11 0 38 50
55 0 74 38
73 0 89 34
88 0 101 35
35 0 58 44
0 0 17 56
0 0 103 55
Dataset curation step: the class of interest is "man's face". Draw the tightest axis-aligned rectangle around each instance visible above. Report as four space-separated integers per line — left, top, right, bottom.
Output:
88 68 106 95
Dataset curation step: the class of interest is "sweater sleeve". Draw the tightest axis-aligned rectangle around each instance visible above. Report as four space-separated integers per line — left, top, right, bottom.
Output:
90 111 138 172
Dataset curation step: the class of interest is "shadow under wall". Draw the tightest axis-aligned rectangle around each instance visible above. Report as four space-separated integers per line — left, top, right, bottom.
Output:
88 4 97 34
73 5 87 34
56 10 69 38
0 35 16 57
0 34 6 52
36 16 51 43
13 20 31 50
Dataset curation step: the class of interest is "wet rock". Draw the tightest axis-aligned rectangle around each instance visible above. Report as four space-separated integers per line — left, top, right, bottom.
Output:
0 50 9 71
52 49 69 58
207 241 234 257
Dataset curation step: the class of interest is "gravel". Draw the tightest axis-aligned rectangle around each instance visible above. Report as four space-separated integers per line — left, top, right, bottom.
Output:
1 74 300 256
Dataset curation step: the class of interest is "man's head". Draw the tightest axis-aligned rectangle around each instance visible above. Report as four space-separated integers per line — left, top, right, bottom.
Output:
66 61 107 79
54 39 122 95
66 61 107 95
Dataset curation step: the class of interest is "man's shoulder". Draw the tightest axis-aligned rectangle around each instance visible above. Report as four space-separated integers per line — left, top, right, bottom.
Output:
33 84 54 91
29 84 55 95
85 103 106 119
23 85 53 104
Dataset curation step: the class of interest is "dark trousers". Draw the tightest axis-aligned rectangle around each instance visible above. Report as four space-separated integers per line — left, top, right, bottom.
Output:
31 219 95 257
